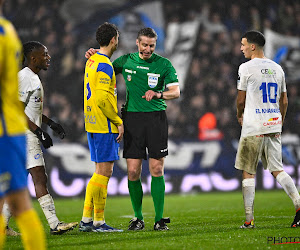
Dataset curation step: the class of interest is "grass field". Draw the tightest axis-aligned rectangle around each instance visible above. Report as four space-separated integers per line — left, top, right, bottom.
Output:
5 190 300 249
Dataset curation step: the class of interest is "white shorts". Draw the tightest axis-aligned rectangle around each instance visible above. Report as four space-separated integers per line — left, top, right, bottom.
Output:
235 133 283 175
26 132 45 169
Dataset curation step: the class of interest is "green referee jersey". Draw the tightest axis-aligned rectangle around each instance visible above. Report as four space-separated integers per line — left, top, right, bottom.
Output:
113 52 179 112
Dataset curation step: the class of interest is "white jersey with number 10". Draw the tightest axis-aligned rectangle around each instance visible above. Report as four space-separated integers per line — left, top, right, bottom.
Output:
237 58 286 137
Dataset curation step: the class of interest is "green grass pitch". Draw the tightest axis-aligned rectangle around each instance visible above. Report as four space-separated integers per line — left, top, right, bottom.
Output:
5 190 300 249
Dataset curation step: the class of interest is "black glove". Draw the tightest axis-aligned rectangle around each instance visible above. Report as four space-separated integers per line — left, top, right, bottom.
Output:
34 127 53 149
47 119 66 139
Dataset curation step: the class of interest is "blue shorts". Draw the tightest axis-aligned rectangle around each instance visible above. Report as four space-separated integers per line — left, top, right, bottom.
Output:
0 135 28 198
87 132 119 163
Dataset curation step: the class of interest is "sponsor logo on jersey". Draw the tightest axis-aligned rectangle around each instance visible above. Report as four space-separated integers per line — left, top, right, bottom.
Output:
261 69 276 75
34 97 42 102
84 114 96 124
147 73 160 88
137 66 149 70
34 153 41 159
268 117 279 121
127 74 131 81
263 119 281 126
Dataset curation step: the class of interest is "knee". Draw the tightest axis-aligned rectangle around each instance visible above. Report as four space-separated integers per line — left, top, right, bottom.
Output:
127 167 141 181
150 164 163 177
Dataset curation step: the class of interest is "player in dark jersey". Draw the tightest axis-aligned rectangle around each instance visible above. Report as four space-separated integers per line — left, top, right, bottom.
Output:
86 27 180 231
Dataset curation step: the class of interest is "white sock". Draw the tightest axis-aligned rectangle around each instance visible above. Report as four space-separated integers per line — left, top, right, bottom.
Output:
276 171 300 210
2 203 11 226
38 194 60 229
242 178 255 222
81 217 93 224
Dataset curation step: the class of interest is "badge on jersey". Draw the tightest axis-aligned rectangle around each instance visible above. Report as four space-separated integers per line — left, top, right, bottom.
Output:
147 73 160 88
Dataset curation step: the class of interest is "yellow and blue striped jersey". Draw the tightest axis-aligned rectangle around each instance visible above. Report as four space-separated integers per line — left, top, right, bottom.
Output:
0 17 26 137
84 52 122 133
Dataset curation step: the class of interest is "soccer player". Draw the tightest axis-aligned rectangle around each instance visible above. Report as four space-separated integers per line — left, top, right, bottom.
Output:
78 23 124 233
0 0 46 248
85 27 180 231
4 41 78 235
235 30 300 228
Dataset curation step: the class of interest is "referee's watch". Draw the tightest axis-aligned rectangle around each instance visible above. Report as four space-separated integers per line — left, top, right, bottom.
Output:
157 91 164 99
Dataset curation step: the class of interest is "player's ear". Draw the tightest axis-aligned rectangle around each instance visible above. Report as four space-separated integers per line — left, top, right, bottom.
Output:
136 39 139 46
251 43 256 51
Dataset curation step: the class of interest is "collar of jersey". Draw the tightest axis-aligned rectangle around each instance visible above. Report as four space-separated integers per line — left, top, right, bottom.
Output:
96 52 110 59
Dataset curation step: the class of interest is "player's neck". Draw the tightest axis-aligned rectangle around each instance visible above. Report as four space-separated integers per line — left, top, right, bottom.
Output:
98 47 112 58
251 51 265 60
28 65 40 74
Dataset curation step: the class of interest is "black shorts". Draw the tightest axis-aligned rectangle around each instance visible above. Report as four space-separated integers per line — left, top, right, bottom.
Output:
123 111 168 160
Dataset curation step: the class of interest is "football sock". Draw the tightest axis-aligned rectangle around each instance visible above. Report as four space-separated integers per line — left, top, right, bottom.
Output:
38 194 59 229
128 179 143 221
92 174 109 226
242 178 255 222
276 171 300 210
15 209 46 250
0 214 6 249
151 176 165 223
82 174 96 223
2 203 11 226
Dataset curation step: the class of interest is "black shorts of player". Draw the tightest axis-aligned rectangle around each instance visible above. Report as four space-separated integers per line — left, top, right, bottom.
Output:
123 110 168 160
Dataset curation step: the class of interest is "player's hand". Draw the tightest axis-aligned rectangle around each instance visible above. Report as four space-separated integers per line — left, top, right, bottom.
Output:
116 124 124 143
85 48 98 59
48 119 66 139
34 127 53 149
142 90 158 101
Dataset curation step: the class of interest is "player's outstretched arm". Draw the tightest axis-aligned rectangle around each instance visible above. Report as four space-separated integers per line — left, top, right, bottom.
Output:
85 48 99 59
42 114 66 139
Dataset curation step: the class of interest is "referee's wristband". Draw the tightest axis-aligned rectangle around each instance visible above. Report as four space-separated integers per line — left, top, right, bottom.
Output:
157 91 164 99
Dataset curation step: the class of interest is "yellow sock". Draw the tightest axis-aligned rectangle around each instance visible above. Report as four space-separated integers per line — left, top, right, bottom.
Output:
0 215 6 250
15 209 46 250
92 174 109 222
82 179 94 219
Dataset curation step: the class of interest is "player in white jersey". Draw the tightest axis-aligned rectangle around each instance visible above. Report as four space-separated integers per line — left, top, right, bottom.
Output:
235 31 300 228
3 41 78 235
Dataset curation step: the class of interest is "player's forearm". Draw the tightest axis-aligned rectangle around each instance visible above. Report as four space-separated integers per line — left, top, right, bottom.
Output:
42 114 50 124
280 101 288 123
161 85 180 100
96 90 123 126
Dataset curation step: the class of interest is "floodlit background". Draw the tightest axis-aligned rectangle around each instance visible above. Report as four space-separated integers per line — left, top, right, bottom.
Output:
4 0 300 197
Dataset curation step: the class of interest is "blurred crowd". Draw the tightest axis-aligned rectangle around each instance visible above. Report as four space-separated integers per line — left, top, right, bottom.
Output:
4 0 300 143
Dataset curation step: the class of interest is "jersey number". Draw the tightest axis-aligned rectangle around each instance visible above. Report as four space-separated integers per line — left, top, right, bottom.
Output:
86 82 91 100
259 82 278 103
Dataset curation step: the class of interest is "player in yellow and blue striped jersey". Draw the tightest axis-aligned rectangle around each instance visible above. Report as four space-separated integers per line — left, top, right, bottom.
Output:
79 22 124 233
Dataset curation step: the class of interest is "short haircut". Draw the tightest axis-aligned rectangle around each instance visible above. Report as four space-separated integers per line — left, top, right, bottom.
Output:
23 41 45 63
241 30 265 47
96 22 119 47
137 27 157 41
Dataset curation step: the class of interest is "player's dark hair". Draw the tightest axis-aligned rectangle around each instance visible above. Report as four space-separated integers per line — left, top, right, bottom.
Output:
96 22 119 47
241 30 265 47
22 41 45 65
137 27 157 41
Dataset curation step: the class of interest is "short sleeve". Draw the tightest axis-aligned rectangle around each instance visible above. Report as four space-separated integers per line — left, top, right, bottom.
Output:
164 59 179 87
95 62 113 91
237 63 248 91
